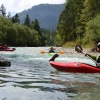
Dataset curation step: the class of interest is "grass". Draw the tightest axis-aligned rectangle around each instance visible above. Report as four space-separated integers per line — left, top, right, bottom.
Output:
62 41 96 49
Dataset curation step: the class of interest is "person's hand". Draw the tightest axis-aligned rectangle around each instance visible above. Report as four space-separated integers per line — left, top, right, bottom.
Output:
84 53 88 56
97 63 100 68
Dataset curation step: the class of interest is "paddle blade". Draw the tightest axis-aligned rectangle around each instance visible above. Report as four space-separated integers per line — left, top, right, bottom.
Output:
41 51 64 54
75 44 83 53
40 51 46 54
59 51 64 54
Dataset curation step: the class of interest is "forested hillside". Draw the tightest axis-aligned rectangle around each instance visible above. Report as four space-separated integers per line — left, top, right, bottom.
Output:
0 0 100 47
0 4 64 47
55 0 100 47
18 4 64 30
0 3 65 47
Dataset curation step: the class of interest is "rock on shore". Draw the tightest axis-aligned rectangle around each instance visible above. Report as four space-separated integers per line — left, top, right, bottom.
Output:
0 57 11 66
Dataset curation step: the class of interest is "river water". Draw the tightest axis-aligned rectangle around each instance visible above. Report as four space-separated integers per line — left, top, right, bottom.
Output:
0 47 100 100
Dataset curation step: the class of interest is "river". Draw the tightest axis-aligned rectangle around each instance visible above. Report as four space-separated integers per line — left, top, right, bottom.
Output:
0 47 100 100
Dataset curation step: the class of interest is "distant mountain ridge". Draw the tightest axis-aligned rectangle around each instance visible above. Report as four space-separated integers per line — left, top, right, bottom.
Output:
18 4 64 30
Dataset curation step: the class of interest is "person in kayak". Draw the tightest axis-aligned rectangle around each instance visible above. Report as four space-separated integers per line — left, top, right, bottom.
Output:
0 43 3 49
85 42 100 67
49 46 55 53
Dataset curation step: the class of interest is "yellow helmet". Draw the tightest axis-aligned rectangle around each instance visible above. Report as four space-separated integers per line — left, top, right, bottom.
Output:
50 46 53 48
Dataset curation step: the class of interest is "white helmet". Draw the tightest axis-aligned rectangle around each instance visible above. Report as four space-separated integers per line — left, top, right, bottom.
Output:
97 42 100 47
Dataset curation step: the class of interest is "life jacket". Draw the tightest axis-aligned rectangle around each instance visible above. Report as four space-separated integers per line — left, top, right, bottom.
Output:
49 49 55 53
96 54 100 63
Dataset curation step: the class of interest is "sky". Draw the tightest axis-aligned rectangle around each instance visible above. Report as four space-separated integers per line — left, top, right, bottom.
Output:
0 0 65 14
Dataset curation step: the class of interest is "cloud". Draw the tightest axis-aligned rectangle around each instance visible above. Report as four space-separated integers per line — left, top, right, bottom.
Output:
0 0 65 13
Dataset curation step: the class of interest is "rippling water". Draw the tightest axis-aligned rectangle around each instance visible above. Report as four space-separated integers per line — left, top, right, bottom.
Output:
0 47 100 100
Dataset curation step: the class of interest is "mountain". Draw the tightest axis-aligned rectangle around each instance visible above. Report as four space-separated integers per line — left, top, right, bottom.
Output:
10 12 16 17
18 4 64 30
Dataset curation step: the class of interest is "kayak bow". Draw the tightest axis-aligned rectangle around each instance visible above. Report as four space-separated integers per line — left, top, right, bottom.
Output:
0 47 16 51
49 54 100 73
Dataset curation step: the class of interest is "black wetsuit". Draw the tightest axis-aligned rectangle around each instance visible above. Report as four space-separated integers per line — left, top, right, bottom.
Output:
49 49 55 53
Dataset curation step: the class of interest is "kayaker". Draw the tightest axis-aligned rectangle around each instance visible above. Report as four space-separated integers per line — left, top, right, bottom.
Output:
0 43 3 48
4 44 8 48
85 42 100 68
49 46 55 53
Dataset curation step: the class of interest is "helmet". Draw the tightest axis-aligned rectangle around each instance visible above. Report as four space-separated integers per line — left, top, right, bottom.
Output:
50 46 53 48
97 42 100 48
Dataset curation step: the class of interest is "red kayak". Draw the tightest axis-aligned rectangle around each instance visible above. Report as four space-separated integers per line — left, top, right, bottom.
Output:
0 47 16 51
49 54 100 73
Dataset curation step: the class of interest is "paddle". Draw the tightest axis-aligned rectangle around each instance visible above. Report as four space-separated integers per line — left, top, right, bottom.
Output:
75 44 97 65
40 51 64 54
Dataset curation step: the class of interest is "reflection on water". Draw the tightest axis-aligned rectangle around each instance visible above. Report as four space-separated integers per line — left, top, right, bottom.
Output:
0 47 100 100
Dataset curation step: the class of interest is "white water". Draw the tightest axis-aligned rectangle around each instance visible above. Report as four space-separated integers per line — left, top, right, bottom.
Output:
0 47 100 100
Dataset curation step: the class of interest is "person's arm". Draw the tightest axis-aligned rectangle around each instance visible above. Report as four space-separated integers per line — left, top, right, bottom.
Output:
87 54 97 61
85 53 96 61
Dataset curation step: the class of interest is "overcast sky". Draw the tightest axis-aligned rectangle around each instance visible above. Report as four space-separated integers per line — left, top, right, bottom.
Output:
0 0 65 13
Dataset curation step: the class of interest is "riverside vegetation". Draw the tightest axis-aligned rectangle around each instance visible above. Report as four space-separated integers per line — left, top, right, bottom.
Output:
0 0 100 48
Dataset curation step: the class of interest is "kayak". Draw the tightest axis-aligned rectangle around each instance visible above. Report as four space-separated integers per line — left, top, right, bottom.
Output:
0 47 16 51
49 54 100 73
48 52 56 56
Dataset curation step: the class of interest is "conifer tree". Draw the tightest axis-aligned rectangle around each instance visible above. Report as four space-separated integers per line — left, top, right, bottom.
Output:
31 19 42 36
0 4 6 17
24 14 30 27
11 13 20 23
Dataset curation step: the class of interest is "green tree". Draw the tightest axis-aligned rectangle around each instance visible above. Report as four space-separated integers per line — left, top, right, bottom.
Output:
31 19 42 36
31 19 45 46
0 4 6 17
24 14 30 27
83 14 100 45
11 13 20 23
80 0 100 37
0 15 41 46
55 0 85 46
7 12 11 19
81 0 100 22
6 25 18 46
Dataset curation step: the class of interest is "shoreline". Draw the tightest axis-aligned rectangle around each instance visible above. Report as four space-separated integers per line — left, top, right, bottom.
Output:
57 47 99 56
